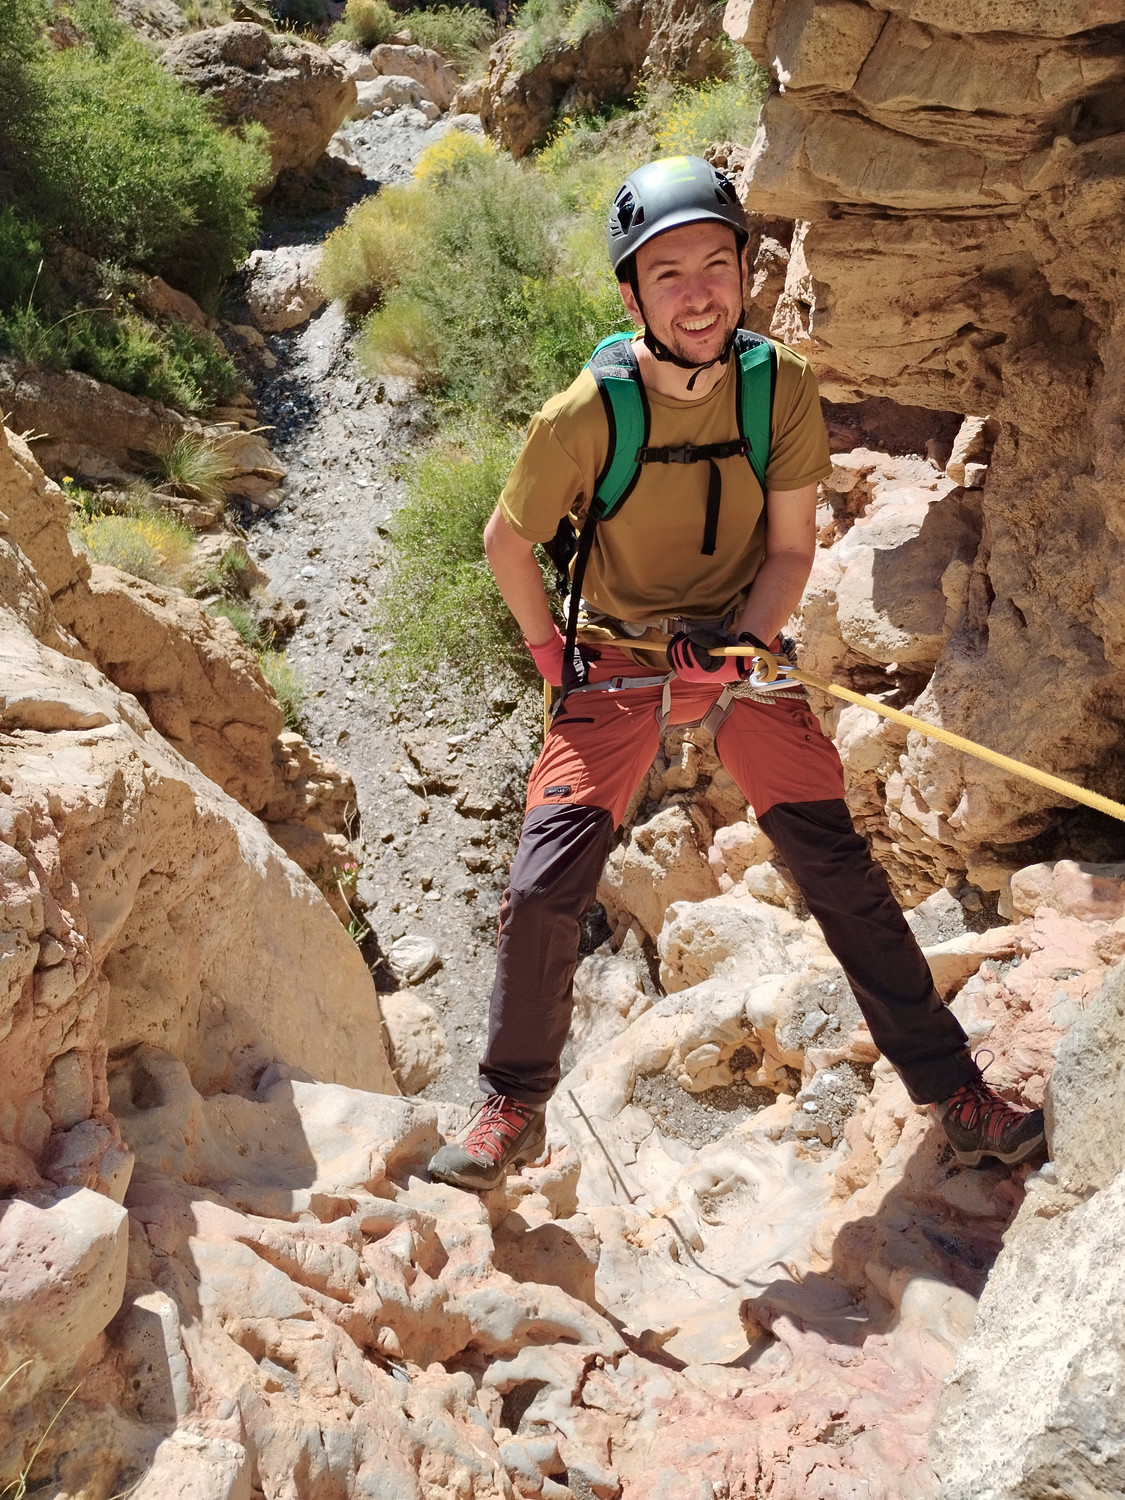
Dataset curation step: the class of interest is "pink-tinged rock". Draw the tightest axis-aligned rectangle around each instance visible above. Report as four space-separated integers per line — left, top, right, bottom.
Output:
0 1187 128 1378
1009 859 1125 922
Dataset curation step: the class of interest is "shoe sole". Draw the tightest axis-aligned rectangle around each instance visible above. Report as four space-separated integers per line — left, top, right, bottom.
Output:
951 1133 1047 1168
429 1134 547 1192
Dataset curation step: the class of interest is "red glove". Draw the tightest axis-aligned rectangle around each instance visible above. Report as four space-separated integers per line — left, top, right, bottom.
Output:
668 629 767 684
524 625 567 687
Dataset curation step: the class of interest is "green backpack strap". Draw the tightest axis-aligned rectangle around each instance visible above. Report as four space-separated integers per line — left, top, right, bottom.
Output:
733 330 777 492
587 333 650 521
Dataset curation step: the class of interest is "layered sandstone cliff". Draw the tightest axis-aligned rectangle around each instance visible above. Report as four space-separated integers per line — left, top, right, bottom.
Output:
724 0 1125 894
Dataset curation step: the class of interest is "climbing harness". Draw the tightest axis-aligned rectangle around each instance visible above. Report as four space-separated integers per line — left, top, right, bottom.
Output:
582 633 1125 826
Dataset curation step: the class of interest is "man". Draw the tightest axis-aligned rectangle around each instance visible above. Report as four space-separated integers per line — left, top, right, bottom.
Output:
428 156 1045 1191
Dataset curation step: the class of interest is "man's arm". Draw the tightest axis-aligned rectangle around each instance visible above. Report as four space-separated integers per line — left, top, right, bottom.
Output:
734 482 817 646
483 505 557 647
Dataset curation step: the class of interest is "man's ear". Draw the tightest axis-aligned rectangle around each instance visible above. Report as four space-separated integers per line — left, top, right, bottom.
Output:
618 277 643 326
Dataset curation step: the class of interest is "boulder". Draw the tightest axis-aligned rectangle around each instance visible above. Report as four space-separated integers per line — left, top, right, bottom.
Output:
379 990 450 1094
352 73 441 120
161 24 356 189
111 0 188 40
243 246 327 334
0 362 287 498
932 962 1125 1497
369 42 460 110
598 803 719 941
0 1189 128 1393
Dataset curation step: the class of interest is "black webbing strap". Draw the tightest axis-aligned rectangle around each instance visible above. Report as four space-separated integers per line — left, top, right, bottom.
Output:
635 438 746 556
702 460 720 556
561 508 600 696
636 439 748 464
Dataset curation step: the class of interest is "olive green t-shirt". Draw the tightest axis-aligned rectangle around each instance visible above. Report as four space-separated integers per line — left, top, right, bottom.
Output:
498 336 831 623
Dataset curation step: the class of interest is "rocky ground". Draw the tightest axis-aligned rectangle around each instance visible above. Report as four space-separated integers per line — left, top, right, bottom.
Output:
244 109 542 1108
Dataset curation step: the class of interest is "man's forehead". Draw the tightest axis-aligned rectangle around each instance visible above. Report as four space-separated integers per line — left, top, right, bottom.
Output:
638 221 740 269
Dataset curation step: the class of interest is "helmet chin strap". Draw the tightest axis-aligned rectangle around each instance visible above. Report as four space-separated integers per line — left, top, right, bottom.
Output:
629 265 744 392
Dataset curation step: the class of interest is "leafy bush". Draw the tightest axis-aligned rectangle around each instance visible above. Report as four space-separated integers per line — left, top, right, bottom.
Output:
512 0 615 68
317 184 428 314
335 0 398 45
371 417 529 687
259 649 306 729
397 5 495 73
67 314 243 414
337 144 627 420
653 47 768 155
0 0 269 306
151 433 236 507
335 0 494 70
208 598 261 645
71 511 195 586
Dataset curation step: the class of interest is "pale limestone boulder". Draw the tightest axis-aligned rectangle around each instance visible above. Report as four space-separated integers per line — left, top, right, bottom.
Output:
598 803 718 941
706 816 773 889
130 1430 251 1500
0 1188 128 1391
932 962 1125 1497
945 415 998 485
369 42 460 111
1009 859 1125 923
161 24 357 188
833 486 979 672
243 246 326 334
379 990 450 1095
352 73 440 119
656 888 831 995
325 37 376 81
570 940 651 1058
386 932 441 984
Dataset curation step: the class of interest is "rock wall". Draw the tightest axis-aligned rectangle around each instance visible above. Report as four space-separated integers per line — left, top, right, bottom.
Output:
723 0 1125 890
481 0 728 157
0 422 396 1479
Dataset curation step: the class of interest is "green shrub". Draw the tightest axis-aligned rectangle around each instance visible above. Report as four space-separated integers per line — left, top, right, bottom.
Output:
334 1 494 70
334 0 398 45
317 184 427 313
208 598 261 645
0 0 269 306
0 206 43 312
346 145 628 420
71 511 195 586
653 46 768 155
371 417 531 687
260 649 306 729
512 0 615 68
151 433 236 507
66 313 243 414
396 5 495 73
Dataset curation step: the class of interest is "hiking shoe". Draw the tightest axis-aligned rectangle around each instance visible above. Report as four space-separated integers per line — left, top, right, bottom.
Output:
933 1077 1046 1166
428 1094 547 1191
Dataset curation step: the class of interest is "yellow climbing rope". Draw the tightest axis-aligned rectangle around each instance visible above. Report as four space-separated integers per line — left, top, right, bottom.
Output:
559 634 1125 825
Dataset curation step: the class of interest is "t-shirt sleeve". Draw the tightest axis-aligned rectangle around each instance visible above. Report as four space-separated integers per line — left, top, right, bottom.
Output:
763 350 832 491
497 411 586 542
497 370 608 542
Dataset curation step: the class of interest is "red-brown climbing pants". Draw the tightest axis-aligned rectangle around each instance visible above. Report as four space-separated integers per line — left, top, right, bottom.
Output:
479 645 973 1108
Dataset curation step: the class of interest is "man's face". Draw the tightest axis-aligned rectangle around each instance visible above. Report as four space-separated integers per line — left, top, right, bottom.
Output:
621 220 747 366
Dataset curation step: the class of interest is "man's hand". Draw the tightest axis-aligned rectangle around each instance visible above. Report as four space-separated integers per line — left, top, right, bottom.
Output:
668 628 759 684
524 625 567 687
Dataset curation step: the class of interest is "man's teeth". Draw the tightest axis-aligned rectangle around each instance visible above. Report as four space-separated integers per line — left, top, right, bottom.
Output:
681 316 716 331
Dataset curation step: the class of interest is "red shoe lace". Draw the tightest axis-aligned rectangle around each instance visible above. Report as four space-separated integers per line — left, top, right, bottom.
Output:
463 1095 536 1165
943 1077 1028 1144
